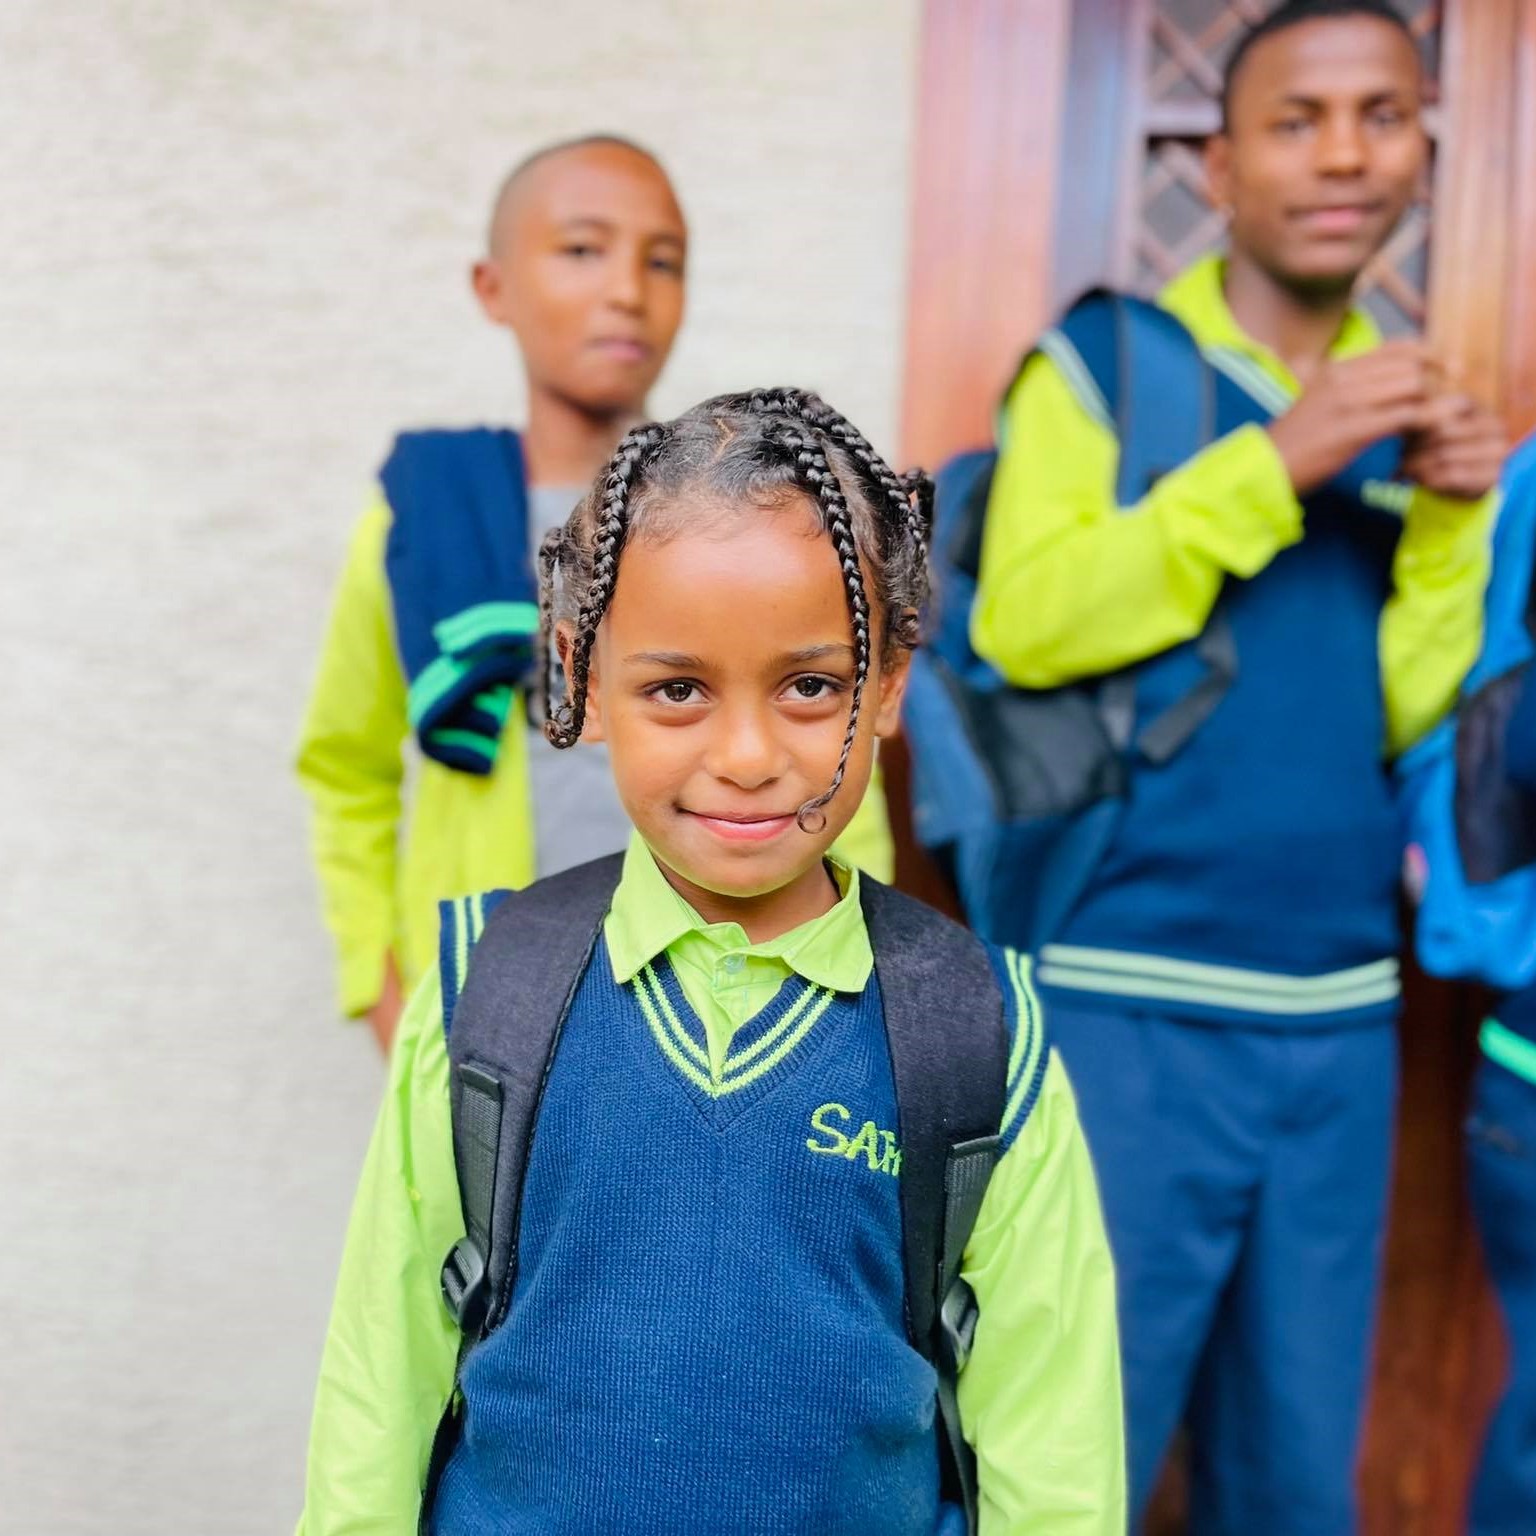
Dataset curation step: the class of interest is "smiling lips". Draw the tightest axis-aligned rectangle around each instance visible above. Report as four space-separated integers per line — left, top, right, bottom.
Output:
684 810 799 843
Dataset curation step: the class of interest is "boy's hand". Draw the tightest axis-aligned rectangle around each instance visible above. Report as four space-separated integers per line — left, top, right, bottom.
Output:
1266 341 1439 497
1401 393 1508 502
367 953 404 1056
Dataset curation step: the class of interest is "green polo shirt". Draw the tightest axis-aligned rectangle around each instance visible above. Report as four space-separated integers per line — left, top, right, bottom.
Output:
297 834 1125 1535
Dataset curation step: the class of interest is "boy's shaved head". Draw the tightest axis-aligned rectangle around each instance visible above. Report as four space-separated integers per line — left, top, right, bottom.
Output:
487 135 675 256
471 133 687 422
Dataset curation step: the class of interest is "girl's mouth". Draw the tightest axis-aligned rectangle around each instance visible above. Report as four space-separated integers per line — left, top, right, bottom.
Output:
683 810 798 843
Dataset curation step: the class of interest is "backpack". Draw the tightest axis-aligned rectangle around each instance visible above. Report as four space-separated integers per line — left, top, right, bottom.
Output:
420 854 1014 1535
903 290 1236 951
1400 436 1536 991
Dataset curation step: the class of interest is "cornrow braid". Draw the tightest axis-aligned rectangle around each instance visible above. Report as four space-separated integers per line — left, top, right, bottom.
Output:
748 386 932 641
752 412 872 831
545 420 668 748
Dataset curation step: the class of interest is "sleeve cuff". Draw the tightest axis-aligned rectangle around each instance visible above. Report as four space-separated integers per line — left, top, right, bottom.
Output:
1401 487 1500 572
338 945 391 1019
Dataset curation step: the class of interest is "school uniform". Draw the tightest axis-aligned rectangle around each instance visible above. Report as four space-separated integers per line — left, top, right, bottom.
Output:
1469 499 1536 1533
295 432 894 1019
296 835 1124 1534
972 255 1496 1530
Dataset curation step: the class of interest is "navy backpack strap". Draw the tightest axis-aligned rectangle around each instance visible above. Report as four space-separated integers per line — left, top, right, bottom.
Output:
421 852 625 1529
860 878 1009 1534
1049 288 1215 504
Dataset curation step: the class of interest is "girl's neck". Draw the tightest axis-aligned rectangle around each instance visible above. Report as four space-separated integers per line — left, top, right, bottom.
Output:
655 852 841 943
522 383 645 487
1221 249 1356 387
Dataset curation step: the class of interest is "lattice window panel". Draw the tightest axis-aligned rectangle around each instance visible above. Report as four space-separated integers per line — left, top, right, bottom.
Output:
1129 0 1442 336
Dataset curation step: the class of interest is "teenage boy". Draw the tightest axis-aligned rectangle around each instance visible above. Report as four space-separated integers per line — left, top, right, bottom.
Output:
972 4 1503 1527
297 135 893 1053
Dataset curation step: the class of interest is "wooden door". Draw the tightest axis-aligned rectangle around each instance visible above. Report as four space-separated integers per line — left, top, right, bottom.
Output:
898 2 1536 1530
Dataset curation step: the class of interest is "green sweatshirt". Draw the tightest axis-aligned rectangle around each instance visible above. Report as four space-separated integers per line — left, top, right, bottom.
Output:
973 255 1496 759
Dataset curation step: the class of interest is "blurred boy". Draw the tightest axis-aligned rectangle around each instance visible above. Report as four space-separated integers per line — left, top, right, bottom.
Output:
296 134 893 1053
1464 434 1536 1535
972 3 1503 1528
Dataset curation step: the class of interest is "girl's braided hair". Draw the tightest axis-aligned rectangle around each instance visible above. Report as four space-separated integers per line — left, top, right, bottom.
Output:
534 388 932 829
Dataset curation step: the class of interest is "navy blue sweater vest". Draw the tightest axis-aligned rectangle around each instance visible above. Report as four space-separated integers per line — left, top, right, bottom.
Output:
1049 372 1407 1028
432 942 1034 1534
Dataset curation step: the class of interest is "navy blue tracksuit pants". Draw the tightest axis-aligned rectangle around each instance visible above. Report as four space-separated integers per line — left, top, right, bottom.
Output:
1468 1046 1536 1535
1049 1000 1397 1535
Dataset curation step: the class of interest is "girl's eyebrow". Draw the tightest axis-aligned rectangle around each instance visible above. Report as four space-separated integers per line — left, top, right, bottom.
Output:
623 643 854 669
781 644 855 665
625 650 706 668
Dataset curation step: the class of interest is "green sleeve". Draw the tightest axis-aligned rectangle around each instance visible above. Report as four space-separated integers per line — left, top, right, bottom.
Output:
1379 487 1497 757
958 1052 1126 1535
971 353 1304 688
828 754 895 884
295 494 410 1017
297 971 464 1536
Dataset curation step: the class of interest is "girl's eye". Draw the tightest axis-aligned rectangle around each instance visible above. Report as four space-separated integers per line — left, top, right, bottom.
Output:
656 681 699 704
649 255 684 275
788 675 843 701
561 243 600 259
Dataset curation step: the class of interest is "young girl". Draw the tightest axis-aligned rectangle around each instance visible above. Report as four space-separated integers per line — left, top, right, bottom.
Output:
296 390 1123 1535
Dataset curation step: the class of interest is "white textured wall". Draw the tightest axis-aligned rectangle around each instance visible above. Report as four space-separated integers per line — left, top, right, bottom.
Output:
0 3 917 1529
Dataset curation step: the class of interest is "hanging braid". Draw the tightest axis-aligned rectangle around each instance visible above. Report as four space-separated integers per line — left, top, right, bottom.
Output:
531 523 564 728
755 413 872 829
540 390 931 829
543 421 668 747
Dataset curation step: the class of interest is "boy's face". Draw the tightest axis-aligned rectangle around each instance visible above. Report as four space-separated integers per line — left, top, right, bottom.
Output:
572 500 908 906
474 143 687 417
1206 16 1426 292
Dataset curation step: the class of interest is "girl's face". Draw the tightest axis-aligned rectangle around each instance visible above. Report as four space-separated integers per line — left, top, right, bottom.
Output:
574 499 909 912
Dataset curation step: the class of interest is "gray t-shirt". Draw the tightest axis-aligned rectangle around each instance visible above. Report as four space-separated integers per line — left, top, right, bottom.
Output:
523 485 633 876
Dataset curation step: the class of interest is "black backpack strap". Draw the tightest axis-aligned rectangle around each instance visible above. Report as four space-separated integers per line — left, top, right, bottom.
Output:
420 852 625 1531
860 878 1009 1534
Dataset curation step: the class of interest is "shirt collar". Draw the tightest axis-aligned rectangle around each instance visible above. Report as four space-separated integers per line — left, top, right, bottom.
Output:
604 831 874 995
1159 253 1381 393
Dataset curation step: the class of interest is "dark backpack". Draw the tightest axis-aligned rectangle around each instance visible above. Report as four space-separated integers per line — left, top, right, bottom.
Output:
903 290 1236 951
421 855 1013 1535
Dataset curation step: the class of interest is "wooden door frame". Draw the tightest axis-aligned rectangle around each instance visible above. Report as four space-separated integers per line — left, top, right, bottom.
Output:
901 0 1536 465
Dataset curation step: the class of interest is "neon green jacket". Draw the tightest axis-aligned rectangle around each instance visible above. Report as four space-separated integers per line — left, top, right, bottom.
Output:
295 491 896 1017
298 836 1126 1535
972 257 1496 759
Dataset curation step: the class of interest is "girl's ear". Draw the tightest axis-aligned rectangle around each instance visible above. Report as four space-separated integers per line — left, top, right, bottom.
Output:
556 622 605 743
871 643 912 739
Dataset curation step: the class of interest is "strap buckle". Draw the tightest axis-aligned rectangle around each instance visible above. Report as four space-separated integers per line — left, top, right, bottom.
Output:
440 1237 489 1333
938 1276 981 1374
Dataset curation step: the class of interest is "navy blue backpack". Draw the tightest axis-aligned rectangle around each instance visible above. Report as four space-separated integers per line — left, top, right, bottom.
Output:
1400 435 1536 991
903 291 1236 951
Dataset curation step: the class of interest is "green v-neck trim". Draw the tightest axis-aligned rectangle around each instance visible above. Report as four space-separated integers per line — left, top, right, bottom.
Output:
631 957 837 1100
